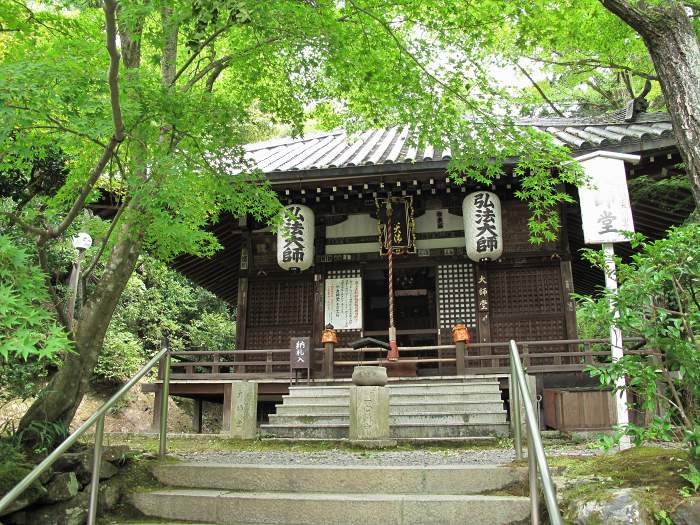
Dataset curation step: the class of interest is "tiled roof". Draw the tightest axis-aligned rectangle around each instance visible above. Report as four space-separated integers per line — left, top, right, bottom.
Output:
244 113 674 175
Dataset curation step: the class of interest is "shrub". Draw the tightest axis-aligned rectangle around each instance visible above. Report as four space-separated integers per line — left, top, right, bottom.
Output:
93 326 144 383
580 223 700 452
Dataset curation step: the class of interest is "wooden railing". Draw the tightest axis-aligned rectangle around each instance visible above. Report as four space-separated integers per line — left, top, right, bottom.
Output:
165 337 658 381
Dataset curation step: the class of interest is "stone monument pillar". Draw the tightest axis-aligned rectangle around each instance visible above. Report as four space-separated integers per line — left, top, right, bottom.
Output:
229 381 258 439
349 366 396 448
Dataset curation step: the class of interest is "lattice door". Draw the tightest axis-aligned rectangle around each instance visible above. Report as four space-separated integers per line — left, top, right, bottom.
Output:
488 265 567 364
246 278 314 349
436 263 477 343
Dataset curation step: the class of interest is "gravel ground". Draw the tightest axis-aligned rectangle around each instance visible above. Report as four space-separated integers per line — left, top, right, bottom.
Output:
173 444 601 466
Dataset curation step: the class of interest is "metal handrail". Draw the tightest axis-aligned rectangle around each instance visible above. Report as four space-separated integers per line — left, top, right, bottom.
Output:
0 339 172 524
509 339 562 525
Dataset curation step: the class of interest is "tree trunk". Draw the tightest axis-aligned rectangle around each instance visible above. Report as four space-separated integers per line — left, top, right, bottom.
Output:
602 0 700 211
18 8 147 437
19 219 143 432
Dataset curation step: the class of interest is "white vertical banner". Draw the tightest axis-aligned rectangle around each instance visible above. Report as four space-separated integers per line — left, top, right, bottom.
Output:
324 277 362 330
576 150 640 451
576 152 637 244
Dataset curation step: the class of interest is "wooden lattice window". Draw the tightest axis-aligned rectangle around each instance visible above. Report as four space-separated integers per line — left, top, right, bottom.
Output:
488 267 563 316
247 279 314 328
437 263 476 329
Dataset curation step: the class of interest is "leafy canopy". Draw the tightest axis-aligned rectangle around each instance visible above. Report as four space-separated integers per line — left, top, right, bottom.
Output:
0 234 69 361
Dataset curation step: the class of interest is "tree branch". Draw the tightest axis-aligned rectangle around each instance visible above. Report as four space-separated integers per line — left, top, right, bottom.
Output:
104 0 125 141
528 55 659 81
516 63 565 117
81 197 130 286
173 22 234 85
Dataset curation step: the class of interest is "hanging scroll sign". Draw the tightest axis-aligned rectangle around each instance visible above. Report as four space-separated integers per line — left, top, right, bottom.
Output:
376 196 416 255
463 191 503 262
576 153 636 244
277 204 315 271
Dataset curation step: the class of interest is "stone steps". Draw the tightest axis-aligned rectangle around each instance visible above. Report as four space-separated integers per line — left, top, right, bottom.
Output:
288 382 502 395
268 412 507 426
150 464 528 494
280 392 501 405
275 401 506 416
262 377 508 440
132 463 531 525
132 490 530 525
261 422 510 439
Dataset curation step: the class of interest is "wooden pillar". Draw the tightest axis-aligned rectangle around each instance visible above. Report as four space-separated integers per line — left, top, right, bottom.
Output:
222 383 232 432
323 341 335 379
236 276 248 351
312 273 324 376
193 398 203 433
150 386 162 433
560 260 578 341
455 341 466 376
236 218 251 351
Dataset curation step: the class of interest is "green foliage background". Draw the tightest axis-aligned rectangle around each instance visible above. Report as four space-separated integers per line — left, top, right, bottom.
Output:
578 223 700 454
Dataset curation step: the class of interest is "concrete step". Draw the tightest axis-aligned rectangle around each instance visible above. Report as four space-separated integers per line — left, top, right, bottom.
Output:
259 422 510 439
275 401 506 416
282 392 501 405
152 464 527 495
287 383 502 396
391 422 510 439
268 412 507 426
132 489 530 525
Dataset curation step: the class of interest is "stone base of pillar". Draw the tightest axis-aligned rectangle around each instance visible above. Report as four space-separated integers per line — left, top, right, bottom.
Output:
229 381 258 439
349 384 395 447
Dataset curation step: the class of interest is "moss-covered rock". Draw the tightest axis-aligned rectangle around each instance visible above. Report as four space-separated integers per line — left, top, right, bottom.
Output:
569 487 656 524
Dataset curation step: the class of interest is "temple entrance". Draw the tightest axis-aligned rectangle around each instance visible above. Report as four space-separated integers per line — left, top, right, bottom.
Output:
362 266 437 347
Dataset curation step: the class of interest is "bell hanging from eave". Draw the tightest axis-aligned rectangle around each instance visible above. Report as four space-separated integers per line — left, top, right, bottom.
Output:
277 204 315 271
462 191 503 262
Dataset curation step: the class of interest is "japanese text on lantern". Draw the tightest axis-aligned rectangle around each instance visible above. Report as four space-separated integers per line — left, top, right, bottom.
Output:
474 193 498 253
282 206 305 263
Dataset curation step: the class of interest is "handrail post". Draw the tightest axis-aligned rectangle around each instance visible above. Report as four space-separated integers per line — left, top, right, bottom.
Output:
322 324 337 380
159 337 171 458
86 414 104 525
528 414 540 525
510 340 562 525
511 356 523 460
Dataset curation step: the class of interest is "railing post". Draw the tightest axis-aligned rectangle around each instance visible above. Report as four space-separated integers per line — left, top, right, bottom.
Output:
322 324 337 379
86 414 104 525
159 337 171 458
528 415 540 525
510 340 562 525
584 340 593 366
510 357 523 460
266 351 273 374
452 321 469 376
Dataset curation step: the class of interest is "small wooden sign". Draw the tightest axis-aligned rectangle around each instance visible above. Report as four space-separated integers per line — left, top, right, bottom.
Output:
290 337 311 369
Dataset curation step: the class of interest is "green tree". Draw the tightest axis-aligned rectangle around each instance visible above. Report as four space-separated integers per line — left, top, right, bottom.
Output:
2 0 699 434
0 0 579 431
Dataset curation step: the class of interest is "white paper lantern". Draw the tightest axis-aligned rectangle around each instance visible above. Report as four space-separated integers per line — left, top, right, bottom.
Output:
277 204 315 271
462 191 503 262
